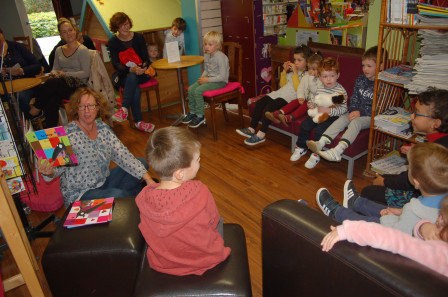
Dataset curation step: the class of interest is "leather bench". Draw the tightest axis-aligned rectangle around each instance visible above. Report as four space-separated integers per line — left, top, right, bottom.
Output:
42 198 252 297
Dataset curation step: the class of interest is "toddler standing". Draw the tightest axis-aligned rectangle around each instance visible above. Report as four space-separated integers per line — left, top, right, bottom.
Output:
182 31 229 128
236 45 312 145
136 127 231 276
163 17 186 58
265 52 324 127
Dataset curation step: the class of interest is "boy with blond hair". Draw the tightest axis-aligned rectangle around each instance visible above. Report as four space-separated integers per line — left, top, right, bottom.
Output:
317 142 448 235
183 31 229 128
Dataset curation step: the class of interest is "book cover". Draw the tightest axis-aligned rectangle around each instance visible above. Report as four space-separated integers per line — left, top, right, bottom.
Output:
378 65 414 85
374 107 412 135
63 198 114 228
26 126 77 166
370 150 408 175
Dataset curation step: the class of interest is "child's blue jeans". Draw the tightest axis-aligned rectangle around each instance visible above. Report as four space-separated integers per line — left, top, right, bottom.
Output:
334 196 387 223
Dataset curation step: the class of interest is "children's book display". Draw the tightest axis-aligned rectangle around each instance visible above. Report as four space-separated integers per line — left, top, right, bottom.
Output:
63 198 114 228
378 65 414 85
370 150 407 175
0 100 26 194
374 107 412 136
25 126 77 166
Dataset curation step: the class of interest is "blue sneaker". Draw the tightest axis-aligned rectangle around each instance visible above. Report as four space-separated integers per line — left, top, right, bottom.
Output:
244 135 266 146
182 113 196 124
188 116 206 128
316 188 341 219
236 128 255 138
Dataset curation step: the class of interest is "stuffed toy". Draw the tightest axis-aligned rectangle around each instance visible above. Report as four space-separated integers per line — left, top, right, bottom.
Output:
307 92 345 123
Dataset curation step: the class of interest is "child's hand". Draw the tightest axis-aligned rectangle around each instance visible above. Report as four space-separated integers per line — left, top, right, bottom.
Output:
348 110 360 121
282 61 290 73
420 222 441 241
317 106 331 113
198 76 209 84
298 98 305 105
307 102 315 109
290 63 298 74
400 143 414 155
321 226 341 252
372 173 385 186
381 207 403 217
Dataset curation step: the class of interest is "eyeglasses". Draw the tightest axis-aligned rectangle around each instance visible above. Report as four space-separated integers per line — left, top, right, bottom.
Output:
78 104 98 111
412 111 433 118
120 22 131 28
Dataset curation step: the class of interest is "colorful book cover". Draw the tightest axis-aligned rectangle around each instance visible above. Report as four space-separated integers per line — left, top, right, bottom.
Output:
26 126 77 166
6 176 26 194
64 198 114 228
378 65 414 85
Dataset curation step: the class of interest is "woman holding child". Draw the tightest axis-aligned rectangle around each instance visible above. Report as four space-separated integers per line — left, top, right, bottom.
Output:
108 12 155 132
30 18 91 128
37 87 154 208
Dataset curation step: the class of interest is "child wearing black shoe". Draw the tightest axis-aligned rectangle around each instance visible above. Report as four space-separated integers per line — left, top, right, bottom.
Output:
316 142 448 235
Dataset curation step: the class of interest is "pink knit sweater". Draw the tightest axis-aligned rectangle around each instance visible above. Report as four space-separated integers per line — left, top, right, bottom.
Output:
337 220 448 277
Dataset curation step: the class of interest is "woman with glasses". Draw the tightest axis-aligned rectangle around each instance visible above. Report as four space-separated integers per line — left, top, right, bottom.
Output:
108 12 155 132
37 87 155 207
30 18 91 128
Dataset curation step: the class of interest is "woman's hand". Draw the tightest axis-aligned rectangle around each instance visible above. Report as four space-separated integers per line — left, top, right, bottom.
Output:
131 66 146 75
321 226 341 252
348 110 360 121
36 157 55 178
142 173 156 185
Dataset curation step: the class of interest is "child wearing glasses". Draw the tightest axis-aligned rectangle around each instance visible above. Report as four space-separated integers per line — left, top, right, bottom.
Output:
362 87 448 208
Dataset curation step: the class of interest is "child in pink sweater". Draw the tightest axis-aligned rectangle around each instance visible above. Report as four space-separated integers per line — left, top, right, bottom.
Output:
321 195 448 277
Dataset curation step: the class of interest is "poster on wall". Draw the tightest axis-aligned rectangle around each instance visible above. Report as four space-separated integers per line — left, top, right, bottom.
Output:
296 30 319 46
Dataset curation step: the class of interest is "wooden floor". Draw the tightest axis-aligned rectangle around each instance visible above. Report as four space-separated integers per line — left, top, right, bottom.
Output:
1 104 373 297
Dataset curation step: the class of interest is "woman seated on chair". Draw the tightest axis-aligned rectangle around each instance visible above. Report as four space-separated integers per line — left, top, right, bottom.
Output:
108 12 155 132
29 18 91 128
37 87 155 208
0 27 41 119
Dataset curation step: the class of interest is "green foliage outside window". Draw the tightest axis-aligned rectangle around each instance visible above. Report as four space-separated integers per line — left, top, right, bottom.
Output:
28 12 58 38
24 0 54 14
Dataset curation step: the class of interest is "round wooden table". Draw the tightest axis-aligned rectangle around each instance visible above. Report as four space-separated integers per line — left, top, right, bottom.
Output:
0 77 41 95
151 55 204 125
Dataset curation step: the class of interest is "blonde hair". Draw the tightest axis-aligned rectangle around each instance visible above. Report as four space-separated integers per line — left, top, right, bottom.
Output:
67 87 111 121
57 18 75 32
203 31 222 45
408 142 448 195
439 195 448 241
146 127 201 180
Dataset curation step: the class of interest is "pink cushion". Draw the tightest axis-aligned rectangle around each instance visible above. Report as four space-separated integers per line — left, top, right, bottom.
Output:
139 77 159 88
202 82 245 97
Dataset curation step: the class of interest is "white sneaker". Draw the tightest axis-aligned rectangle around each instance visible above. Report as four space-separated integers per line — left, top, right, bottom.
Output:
319 148 342 162
305 153 320 169
290 147 307 161
307 140 324 153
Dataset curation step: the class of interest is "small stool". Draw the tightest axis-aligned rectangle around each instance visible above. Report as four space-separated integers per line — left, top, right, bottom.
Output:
119 78 162 129
42 197 146 297
132 223 253 297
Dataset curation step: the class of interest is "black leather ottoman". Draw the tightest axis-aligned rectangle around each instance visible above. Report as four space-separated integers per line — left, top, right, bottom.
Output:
42 197 146 297
133 223 253 297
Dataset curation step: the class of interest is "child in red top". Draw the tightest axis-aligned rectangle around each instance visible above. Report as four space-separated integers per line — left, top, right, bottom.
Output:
136 127 230 276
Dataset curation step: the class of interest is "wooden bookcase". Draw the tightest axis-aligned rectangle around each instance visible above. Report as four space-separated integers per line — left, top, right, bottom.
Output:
365 0 448 174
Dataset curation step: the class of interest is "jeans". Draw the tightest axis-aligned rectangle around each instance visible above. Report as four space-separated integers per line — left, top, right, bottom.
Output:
121 73 150 123
296 116 338 148
334 197 386 223
187 81 226 116
80 157 148 200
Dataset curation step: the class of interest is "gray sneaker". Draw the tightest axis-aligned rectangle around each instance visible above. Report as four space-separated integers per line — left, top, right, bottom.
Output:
316 188 341 219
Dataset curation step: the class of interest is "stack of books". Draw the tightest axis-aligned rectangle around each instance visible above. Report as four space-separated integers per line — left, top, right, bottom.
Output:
374 107 412 136
378 65 414 85
370 150 408 175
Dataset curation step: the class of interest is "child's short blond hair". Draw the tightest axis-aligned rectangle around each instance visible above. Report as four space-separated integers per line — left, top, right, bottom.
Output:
408 142 448 195
203 31 223 45
145 127 201 180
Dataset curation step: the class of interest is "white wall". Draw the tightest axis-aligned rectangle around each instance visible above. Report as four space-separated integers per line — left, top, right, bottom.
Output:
0 0 32 39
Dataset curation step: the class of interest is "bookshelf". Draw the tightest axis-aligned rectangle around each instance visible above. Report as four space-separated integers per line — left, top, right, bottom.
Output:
365 0 448 174
263 0 298 36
